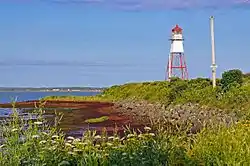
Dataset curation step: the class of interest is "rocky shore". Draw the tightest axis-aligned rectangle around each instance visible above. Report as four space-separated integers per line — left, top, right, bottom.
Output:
113 99 239 134
0 99 240 135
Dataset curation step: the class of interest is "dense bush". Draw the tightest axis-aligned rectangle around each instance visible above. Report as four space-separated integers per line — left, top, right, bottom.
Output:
221 69 244 91
188 121 250 165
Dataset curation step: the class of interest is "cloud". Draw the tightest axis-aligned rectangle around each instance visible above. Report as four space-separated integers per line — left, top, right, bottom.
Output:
48 0 250 10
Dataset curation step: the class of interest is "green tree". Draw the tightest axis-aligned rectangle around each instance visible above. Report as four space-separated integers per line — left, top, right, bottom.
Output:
221 69 243 91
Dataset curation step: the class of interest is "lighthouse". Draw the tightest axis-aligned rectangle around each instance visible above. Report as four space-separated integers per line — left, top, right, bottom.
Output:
166 25 188 81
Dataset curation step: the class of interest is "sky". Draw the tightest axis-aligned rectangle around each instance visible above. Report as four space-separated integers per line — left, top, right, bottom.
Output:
0 1 250 87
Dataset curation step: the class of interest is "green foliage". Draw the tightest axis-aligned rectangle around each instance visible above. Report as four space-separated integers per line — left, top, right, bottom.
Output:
188 121 250 165
221 69 244 91
42 69 250 113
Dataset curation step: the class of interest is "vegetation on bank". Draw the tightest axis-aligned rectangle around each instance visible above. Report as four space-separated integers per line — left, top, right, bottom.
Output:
1 69 250 165
84 116 109 124
1 106 250 165
43 69 250 115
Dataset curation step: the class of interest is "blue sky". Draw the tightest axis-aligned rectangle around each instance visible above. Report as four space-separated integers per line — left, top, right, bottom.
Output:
0 1 249 87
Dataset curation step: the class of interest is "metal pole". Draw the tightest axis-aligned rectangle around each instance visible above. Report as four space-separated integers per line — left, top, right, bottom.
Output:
210 16 217 88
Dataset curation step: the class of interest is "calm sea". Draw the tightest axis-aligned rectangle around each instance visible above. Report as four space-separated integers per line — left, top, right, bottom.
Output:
0 91 99 103
0 91 99 116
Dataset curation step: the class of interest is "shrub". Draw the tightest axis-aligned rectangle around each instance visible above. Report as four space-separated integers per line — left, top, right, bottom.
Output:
221 69 243 91
188 122 250 165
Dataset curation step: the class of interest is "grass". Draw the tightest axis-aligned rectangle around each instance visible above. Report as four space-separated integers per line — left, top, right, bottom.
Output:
43 76 250 115
84 116 109 124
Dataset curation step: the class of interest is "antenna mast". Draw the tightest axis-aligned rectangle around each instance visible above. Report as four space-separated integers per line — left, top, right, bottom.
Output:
210 16 217 88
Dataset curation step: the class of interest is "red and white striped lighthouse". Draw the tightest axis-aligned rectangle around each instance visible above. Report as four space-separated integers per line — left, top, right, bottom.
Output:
166 25 188 81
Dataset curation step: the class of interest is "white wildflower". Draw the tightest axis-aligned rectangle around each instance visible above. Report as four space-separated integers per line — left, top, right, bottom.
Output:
68 151 76 155
39 140 47 144
108 136 114 140
67 140 72 143
144 126 151 131
11 128 18 132
138 134 144 138
74 138 80 142
32 135 40 139
51 140 57 144
113 137 120 141
34 121 43 125
73 148 82 152
94 135 101 139
106 142 113 146
65 143 73 148
41 132 48 135
127 134 135 138
52 135 59 139
67 136 75 140
122 153 127 156
149 133 155 137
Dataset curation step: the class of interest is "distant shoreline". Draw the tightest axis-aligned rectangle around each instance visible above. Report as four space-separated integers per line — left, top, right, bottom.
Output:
0 88 104 93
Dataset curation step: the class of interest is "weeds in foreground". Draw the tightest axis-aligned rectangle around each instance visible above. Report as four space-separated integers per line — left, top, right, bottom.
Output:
0 107 189 166
1 106 250 165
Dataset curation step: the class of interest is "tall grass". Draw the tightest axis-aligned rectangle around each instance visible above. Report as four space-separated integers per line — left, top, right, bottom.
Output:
1 106 250 165
0 106 187 165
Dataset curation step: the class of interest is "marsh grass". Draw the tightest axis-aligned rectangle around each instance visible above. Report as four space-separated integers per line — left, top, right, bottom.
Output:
84 116 109 124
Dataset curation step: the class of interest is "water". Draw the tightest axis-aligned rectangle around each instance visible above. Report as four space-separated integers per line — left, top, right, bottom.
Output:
0 91 102 138
0 91 99 115
0 91 143 138
0 91 99 103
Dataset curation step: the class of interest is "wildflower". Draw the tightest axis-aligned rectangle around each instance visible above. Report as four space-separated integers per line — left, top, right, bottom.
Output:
41 132 48 135
95 144 100 148
74 138 81 142
52 135 59 139
122 153 127 156
127 134 135 138
73 148 82 152
106 142 113 146
108 136 114 140
67 140 72 143
144 126 151 131
138 134 144 138
113 137 120 141
68 151 76 155
32 135 40 139
11 128 18 132
67 136 75 140
65 143 73 148
51 140 57 144
0 144 5 149
76 142 85 145
149 133 155 137
34 121 43 125
94 135 101 139
39 140 47 144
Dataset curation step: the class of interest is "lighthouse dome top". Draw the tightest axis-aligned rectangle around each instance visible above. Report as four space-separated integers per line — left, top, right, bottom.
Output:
172 25 182 33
